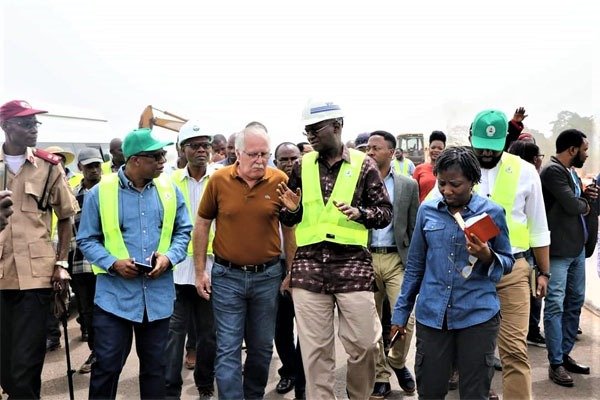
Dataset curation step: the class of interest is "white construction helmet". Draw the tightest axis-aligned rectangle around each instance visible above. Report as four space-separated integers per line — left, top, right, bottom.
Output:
301 100 344 126
178 120 211 145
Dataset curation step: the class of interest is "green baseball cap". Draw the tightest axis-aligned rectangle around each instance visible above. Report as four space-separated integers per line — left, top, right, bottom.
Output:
122 128 173 158
470 109 508 151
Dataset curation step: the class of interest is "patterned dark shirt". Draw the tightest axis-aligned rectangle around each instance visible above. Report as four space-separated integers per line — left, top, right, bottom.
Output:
280 146 393 293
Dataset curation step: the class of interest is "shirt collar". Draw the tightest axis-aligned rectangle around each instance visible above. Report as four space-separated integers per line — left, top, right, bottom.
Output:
314 145 352 164
435 193 478 213
117 167 155 190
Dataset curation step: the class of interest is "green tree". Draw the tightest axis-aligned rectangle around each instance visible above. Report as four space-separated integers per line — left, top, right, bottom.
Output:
550 111 594 137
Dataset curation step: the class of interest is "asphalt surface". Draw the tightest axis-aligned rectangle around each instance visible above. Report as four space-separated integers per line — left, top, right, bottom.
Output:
38 303 600 400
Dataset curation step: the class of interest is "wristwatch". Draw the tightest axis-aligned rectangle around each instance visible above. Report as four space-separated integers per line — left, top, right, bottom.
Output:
55 260 69 270
538 270 551 279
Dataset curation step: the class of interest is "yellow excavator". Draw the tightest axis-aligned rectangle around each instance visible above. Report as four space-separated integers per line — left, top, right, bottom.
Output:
138 105 187 132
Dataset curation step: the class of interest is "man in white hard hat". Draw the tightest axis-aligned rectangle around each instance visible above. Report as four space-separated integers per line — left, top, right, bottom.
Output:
278 100 393 399
165 120 217 398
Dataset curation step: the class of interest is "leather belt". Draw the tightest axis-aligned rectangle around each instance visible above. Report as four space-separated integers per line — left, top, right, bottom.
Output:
214 255 279 273
369 246 397 254
513 250 531 260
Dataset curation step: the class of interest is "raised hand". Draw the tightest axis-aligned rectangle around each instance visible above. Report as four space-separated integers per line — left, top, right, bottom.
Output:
277 182 301 211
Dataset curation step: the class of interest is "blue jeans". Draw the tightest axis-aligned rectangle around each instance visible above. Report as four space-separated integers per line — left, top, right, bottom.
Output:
543 250 586 365
165 284 216 398
89 306 170 400
211 260 281 400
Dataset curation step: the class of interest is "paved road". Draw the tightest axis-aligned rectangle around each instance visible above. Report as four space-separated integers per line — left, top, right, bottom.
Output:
40 303 600 399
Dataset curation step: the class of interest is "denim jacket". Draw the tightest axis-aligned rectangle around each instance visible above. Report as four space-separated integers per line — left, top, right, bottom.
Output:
392 193 514 330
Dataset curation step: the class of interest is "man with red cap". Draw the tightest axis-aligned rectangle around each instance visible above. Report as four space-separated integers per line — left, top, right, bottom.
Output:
0 100 79 399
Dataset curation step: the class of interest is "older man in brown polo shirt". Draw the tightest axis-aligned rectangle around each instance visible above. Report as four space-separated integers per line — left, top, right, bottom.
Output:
0 99 79 399
193 123 295 400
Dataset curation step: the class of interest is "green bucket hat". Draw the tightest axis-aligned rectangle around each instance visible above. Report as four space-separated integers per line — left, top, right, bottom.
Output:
471 109 508 151
122 128 173 158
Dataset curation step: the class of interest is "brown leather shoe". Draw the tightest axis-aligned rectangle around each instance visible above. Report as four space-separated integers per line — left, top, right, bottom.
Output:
549 365 574 387
184 349 196 370
488 389 499 400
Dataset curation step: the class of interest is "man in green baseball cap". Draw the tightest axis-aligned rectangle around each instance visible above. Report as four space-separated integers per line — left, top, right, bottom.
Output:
468 109 551 399
122 128 173 160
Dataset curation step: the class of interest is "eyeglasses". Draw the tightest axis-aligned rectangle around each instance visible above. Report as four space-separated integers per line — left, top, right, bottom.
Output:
136 151 167 162
243 151 271 160
9 119 42 130
183 142 211 150
303 123 331 137
460 255 478 279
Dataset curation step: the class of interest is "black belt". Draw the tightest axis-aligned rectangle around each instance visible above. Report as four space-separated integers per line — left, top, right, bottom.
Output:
369 246 397 254
513 250 531 260
214 255 279 273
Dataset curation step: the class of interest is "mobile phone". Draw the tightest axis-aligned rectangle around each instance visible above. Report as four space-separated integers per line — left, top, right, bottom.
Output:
134 261 154 272
389 329 402 349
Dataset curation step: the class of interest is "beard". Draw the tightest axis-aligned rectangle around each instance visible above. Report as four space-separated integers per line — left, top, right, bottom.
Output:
477 154 502 169
571 152 585 168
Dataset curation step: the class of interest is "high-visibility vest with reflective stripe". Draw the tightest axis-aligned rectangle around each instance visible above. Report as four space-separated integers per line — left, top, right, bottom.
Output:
393 159 410 176
295 149 368 247
171 168 214 256
92 173 177 274
480 152 529 249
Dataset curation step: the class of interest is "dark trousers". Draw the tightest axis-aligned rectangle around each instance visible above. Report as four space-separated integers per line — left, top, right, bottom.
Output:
46 306 61 342
71 273 97 350
274 290 305 393
529 295 542 335
165 284 216 398
89 306 170 400
415 314 500 400
0 289 52 399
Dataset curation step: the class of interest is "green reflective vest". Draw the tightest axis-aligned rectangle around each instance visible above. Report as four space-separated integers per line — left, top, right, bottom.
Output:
295 149 368 247
479 152 529 249
92 173 177 274
171 168 214 256
393 159 410 176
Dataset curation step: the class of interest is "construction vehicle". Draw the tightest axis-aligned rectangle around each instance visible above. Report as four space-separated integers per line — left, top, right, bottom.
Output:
397 133 425 166
138 105 187 132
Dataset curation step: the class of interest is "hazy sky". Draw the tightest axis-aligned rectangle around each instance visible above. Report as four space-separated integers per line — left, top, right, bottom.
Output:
1 1 597 146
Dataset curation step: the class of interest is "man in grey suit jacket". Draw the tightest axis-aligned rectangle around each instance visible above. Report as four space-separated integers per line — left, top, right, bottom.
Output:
366 131 419 398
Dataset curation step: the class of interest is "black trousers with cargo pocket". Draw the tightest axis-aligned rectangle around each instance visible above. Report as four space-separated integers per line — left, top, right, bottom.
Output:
415 313 500 400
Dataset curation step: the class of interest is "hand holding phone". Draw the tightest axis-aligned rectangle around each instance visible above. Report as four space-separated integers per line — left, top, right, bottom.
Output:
134 252 157 273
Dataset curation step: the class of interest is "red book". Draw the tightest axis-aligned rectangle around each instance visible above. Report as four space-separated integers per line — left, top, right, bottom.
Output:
454 212 501 243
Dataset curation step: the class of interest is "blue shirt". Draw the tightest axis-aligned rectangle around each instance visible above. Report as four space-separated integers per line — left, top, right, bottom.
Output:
76 168 192 322
392 193 514 330
371 169 395 247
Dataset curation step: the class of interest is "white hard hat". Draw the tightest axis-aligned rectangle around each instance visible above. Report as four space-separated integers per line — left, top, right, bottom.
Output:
178 120 211 145
301 100 344 126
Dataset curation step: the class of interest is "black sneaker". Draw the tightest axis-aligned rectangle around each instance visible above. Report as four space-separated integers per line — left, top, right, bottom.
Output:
527 332 546 348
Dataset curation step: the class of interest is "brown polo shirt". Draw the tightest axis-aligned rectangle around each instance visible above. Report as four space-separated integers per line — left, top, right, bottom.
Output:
198 163 288 265
0 147 79 290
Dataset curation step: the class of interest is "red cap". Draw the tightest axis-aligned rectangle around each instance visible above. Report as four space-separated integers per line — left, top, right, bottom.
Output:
0 100 47 122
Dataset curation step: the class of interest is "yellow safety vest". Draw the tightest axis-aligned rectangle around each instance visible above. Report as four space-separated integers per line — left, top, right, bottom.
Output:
295 149 368 247
101 161 113 175
92 173 177 274
479 152 529 249
393 159 410 176
171 168 214 256
51 173 84 240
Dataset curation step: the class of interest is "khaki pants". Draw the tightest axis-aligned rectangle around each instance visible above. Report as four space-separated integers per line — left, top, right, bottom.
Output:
293 288 380 400
372 252 415 382
496 257 532 400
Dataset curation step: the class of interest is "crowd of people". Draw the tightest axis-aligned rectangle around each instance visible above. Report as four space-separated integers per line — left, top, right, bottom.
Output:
0 98 598 400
